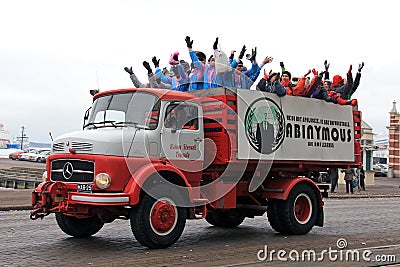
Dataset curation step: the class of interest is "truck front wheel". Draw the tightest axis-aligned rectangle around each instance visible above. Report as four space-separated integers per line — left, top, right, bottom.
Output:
130 184 187 249
205 209 245 228
272 183 318 235
55 213 104 237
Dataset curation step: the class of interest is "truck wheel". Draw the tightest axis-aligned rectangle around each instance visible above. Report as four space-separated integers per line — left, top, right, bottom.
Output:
130 184 187 249
279 183 318 235
267 199 290 234
205 209 245 228
55 213 104 237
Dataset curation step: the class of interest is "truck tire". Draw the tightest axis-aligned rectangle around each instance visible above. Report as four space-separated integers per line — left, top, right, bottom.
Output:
267 199 290 234
205 209 245 228
278 183 318 235
55 213 104 237
130 184 187 249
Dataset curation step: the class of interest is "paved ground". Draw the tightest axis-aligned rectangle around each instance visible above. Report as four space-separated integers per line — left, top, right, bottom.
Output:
1 198 399 266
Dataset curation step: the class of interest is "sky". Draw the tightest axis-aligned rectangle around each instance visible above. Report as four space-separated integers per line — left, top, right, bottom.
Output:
1 0 399 143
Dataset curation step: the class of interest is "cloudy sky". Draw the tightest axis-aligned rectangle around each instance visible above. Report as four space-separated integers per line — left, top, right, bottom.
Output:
1 0 399 143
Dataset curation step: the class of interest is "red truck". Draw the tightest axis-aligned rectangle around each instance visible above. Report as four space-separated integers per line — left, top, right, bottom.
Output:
31 87 361 248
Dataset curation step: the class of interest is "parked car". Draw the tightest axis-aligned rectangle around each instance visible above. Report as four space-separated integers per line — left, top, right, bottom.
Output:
31 150 51 163
19 148 50 161
373 163 388 177
9 150 23 160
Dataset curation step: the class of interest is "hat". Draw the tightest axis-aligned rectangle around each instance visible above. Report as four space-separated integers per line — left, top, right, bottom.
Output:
282 70 291 79
195 51 206 62
208 55 214 62
332 75 343 87
169 51 179 65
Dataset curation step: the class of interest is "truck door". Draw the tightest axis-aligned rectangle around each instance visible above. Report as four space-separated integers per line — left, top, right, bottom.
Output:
161 102 204 171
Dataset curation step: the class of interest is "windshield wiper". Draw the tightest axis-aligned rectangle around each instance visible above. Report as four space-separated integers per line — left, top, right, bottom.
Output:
115 121 150 130
83 121 117 129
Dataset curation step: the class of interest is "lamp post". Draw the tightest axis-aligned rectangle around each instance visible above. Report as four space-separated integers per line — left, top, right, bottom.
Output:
20 126 26 150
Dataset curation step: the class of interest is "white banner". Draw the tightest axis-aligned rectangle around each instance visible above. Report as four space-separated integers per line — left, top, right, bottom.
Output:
237 90 355 161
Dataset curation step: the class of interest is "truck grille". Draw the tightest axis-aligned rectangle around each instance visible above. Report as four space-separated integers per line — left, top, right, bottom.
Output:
71 141 93 151
52 142 65 152
51 159 94 182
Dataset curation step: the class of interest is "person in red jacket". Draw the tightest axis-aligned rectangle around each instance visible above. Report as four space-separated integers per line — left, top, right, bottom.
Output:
279 62 310 96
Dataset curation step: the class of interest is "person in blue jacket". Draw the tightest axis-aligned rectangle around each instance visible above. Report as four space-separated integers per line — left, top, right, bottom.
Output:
184 36 218 90
152 56 189 91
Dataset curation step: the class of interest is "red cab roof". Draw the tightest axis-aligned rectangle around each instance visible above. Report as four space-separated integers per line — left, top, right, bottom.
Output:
94 88 198 102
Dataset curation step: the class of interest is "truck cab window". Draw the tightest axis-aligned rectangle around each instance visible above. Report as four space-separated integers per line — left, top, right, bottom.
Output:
164 103 198 130
86 92 160 130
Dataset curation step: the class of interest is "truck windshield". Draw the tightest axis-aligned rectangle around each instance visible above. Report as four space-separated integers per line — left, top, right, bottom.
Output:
84 92 160 130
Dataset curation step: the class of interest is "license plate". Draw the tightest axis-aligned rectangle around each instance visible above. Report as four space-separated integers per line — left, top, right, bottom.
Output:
77 184 92 193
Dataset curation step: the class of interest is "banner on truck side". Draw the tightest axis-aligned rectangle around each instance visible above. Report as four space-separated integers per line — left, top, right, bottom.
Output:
237 90 355 161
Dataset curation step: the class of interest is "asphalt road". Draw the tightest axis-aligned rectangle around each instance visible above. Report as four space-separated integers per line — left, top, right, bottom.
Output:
1 198 399 267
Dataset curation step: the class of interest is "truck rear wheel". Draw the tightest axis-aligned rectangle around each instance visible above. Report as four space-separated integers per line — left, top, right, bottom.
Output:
55 213 104 237
274 183 318 235
205 209 245 228
130 184 187 249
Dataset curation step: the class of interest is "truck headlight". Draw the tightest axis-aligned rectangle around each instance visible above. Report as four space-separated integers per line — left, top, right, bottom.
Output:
95 173 111 189
42 171 47 182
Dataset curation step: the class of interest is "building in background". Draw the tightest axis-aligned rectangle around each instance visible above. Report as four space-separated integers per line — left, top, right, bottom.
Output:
374 133 389 164
388 101 400 178
361 120 375 171
0 123 10 148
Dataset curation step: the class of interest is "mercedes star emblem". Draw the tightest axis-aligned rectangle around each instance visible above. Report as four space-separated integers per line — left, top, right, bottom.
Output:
62 162 74 179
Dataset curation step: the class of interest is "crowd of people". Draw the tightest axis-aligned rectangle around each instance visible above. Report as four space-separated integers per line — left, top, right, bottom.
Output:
122 36 364 107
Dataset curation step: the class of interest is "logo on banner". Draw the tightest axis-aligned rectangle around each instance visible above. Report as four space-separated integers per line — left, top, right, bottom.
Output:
245 97 285 154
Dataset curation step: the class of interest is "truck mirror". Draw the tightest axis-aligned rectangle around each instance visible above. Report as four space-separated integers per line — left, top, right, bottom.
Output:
83 107 91 129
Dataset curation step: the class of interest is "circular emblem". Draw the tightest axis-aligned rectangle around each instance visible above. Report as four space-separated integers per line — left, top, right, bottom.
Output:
66 141 70 146
62 162 74 179
244 97 285 154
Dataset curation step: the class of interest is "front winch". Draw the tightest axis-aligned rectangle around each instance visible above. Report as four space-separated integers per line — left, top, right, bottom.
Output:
30 181 68 220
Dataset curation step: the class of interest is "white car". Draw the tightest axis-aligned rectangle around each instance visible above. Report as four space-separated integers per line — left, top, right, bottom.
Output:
19 149 50 161
373 163 388 176
29 150 51 163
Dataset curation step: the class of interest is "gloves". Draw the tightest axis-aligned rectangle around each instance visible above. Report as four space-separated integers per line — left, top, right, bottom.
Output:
303 69 311 77
143 61 152 74
324 60 330 71
358 62 364 72
318 71 327 79
239 45 246 59
249 47 257 62
185 36 193 48
348 64 352 75
124 66 133 75
280 61 285 72
152 56 160 68
213 37 219 50
312 69 318 76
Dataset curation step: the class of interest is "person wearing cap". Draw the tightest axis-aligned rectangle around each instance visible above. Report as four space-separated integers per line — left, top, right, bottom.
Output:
184 36 218 90
229 45 258 81
124 62 171 89
319 64 357 106
347 62 364 99
332 64 354 100
256 70 286 97
152 56 189 91
279 62 309 96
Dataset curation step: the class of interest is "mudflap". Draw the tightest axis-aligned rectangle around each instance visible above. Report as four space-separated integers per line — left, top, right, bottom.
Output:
30 181 68 220
315 207 324 227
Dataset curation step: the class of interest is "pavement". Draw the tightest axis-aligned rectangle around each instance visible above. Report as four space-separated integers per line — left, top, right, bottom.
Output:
1 177 399 211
